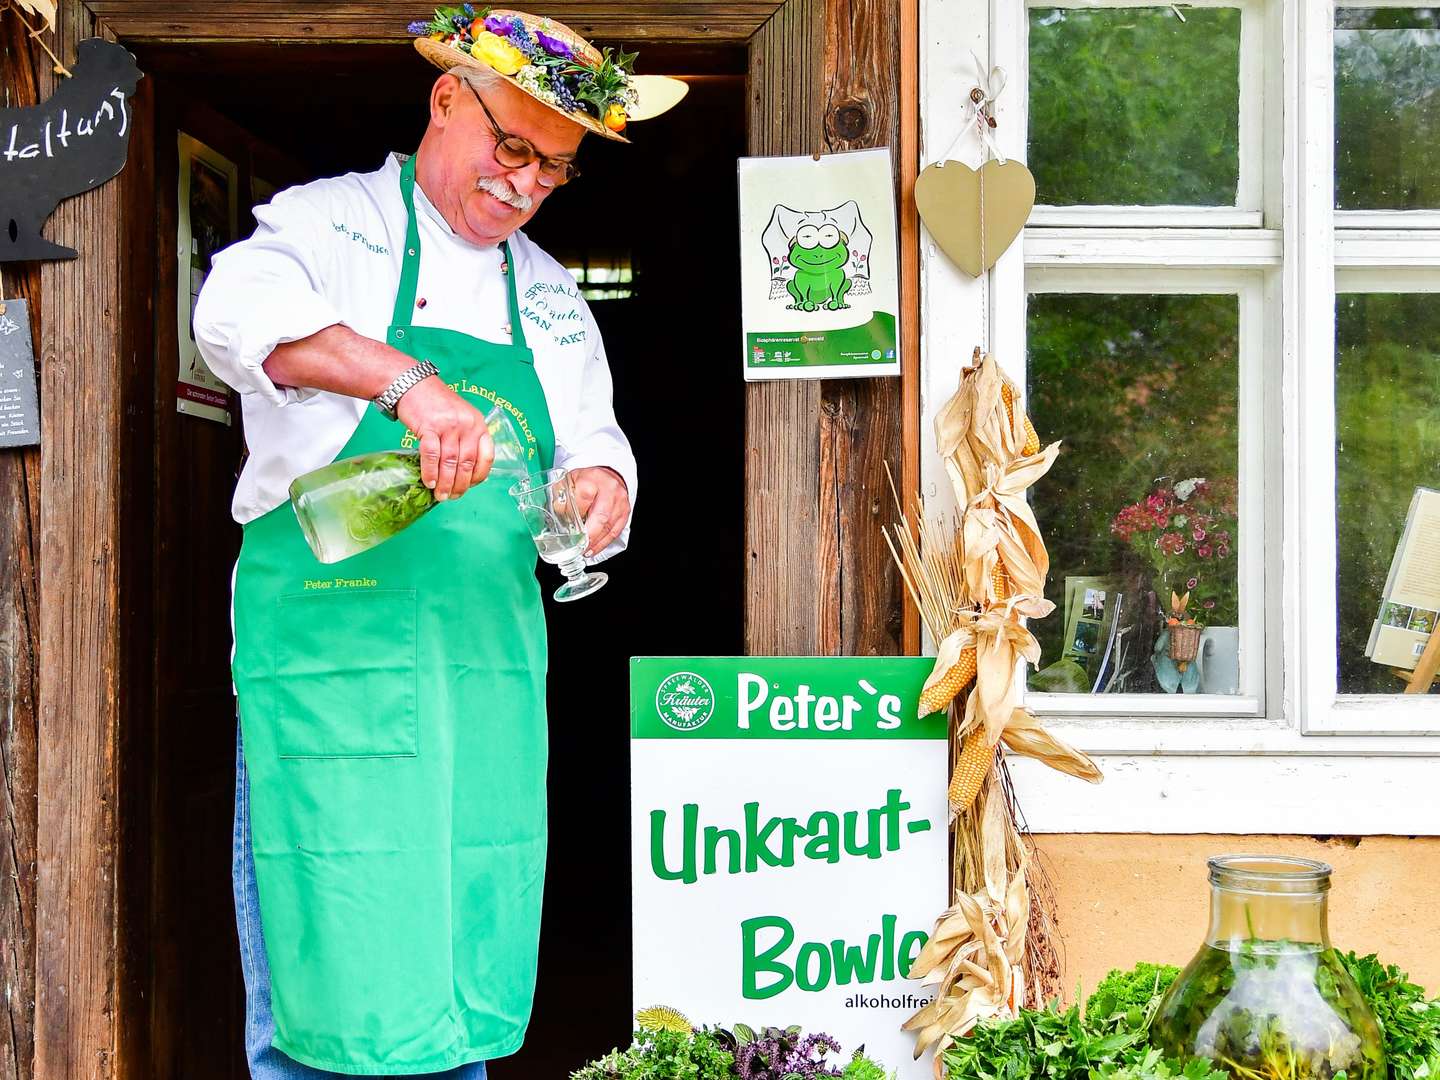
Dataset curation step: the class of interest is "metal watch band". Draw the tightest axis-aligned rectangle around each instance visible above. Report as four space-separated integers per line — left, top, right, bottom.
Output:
373 359 438 421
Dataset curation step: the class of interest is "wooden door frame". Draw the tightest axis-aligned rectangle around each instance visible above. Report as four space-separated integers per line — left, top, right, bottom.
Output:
25 1 917 1075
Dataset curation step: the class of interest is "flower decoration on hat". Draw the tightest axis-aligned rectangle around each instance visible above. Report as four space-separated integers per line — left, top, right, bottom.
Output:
409 6 639 140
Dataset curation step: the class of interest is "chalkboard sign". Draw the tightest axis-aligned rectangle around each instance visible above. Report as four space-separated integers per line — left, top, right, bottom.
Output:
0 300 40 448
1 38 143 262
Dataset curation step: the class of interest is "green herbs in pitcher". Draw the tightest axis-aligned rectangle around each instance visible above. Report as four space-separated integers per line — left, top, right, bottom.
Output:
289 450 439 564
1153 941 1386 1080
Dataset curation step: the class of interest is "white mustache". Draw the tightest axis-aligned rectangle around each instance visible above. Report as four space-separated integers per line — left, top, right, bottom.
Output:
475 175 532 211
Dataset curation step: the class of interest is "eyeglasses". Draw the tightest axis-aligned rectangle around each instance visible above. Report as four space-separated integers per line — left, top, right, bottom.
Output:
466 83 580 187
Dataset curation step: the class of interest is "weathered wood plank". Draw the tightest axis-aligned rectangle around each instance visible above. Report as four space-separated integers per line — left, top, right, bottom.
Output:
745 0 825 653
83 1 781 42
1 15 46 1080
744 0 904 656
821 0 904 658
113 68 158 1080
32 4 127 1078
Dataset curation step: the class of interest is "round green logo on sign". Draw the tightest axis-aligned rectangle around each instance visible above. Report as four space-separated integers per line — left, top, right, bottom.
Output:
655 672 715 732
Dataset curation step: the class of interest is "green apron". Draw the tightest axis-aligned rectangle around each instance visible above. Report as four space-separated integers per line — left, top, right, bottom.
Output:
232 154 555 1075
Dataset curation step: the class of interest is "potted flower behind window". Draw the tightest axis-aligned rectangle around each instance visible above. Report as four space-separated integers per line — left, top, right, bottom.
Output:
1110 477 1239 693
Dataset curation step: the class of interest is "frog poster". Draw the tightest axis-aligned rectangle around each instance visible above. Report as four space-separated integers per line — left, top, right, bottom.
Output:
738 147 901 380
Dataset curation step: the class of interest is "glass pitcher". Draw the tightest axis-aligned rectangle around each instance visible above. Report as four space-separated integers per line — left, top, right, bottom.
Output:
290 404 530 564
1152 855 1385 1080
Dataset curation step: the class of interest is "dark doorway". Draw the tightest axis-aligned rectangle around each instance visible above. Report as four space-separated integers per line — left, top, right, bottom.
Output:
129 41 746 1078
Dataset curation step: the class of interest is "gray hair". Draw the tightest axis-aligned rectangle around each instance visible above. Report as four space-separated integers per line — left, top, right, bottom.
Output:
448 63 502 92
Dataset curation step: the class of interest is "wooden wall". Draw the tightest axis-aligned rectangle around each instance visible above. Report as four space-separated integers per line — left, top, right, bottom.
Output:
746 0 905 656
0 15 44 1078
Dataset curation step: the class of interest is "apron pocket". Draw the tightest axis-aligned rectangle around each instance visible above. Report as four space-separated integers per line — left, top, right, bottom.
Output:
274 589 419 758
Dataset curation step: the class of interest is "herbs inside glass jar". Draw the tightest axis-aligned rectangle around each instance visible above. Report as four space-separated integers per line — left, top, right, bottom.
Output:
1152 940 1386 1080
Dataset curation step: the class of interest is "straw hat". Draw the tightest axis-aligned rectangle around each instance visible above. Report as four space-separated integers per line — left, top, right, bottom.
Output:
412 8 635 142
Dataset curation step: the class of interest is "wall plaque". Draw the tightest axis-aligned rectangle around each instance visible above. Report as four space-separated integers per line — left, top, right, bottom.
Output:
0 300 40 448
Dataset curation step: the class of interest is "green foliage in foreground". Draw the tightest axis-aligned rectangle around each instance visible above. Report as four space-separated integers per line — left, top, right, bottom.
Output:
570 1028 735 1080
1337 952 1440 1080
948 958 1440 1080
569 1026 895 1080
943 968 1225 1080
1084 963 1182 1029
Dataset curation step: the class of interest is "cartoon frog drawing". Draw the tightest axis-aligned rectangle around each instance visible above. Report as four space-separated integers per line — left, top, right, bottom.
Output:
785 223 852 311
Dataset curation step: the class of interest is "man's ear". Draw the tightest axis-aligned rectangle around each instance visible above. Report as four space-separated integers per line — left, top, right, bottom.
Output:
430 73 464 128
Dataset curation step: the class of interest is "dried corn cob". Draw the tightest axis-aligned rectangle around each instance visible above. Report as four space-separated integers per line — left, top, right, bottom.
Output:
991 561 1011 602
919 647 977 715
1001 382 1041 457
949 730 994 812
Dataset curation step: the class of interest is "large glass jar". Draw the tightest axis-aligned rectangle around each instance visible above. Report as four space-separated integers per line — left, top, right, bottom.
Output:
1152 855 1385 1080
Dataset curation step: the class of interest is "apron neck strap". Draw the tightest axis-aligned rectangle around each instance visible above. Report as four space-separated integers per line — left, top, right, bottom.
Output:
393 153 529 351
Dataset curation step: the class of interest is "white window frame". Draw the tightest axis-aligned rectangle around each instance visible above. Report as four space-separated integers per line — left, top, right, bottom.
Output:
1026 0 1269 228
1023 267 1272 720
919 0 1440 834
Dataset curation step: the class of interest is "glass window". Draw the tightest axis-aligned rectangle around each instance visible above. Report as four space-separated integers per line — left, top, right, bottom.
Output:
1028 6 1242 207
1335 8 1440 211
1026 292 1242 695
1335 292 1440 695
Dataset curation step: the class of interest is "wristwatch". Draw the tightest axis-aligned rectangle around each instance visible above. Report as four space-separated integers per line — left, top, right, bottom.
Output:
373 360 439 421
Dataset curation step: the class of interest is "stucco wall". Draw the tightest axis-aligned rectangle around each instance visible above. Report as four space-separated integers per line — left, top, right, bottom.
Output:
1034 834 1440 1000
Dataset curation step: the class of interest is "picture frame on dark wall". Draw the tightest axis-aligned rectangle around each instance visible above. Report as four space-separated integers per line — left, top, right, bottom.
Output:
175 132 237 425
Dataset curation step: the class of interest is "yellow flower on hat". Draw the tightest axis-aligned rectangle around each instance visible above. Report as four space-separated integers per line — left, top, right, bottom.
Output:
469 30 527 76
603 103 627 131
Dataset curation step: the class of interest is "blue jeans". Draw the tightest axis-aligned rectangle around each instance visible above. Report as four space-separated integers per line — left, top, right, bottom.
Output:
233 724 489 1080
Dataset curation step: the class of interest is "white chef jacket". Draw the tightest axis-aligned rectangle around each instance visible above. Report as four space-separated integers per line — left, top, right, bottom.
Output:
193 151 636 560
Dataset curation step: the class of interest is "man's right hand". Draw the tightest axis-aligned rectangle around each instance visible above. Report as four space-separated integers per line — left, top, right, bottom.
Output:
395 376 495 501
263 327 496 503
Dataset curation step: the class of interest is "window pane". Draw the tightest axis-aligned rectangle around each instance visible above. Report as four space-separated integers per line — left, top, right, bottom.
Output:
1335 8 1440 210
1335 293 1440 695
1028 7 1241 207
1026 293 1242 696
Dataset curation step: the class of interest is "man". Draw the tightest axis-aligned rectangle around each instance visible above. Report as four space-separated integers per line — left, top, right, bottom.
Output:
194 10 640 1077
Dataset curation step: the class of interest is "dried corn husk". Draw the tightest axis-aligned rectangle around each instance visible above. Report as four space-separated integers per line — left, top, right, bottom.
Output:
888 346 1102 1073
999 708 1103 784
961 597 1053 744
905 788 1031 1060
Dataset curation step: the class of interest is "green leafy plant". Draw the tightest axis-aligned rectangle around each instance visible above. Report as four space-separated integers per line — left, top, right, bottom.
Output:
570 1027 735 1080
1085 963 1182 1028
943 978 1226 1080
1337 952 1440 1080
942 961 1221 1080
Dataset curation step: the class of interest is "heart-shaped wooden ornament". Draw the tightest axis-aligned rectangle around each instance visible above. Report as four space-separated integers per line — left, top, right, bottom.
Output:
914 159 1036 277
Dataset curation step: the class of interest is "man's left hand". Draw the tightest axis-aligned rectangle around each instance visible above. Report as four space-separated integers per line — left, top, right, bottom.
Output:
570 466 630 557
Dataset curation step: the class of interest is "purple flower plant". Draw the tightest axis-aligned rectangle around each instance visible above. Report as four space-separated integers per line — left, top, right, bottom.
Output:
735 1031 844 1080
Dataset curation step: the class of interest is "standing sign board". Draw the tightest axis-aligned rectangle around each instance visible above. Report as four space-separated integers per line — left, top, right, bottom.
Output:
631 657 946 1077
738 148 902 380
175 132 237 425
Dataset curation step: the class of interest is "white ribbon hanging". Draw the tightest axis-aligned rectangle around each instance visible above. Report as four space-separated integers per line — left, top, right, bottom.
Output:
935 51 1010 167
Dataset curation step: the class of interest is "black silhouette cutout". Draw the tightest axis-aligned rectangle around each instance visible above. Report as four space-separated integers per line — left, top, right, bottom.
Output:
0 39 143 262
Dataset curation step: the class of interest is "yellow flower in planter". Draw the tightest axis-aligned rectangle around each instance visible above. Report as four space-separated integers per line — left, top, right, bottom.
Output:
635 1005 692 1034
470 31 528 76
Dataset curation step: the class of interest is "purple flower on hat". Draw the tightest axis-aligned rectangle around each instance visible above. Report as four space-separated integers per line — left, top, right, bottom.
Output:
536 30 574 58
484 13 510 33
406 19 429 34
